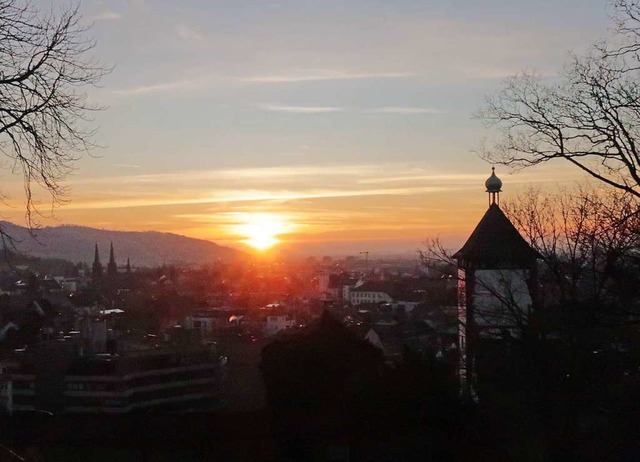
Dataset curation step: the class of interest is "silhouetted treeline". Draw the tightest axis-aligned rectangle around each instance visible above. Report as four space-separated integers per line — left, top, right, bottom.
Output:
260 311 492 461
260 311 640 461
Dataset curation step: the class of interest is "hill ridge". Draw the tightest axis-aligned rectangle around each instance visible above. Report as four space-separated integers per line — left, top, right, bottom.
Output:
0 221 241 266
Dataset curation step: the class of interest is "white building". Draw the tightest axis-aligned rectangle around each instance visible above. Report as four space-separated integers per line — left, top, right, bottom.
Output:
263 313 296 336
349 281 394 305
184 309 235 334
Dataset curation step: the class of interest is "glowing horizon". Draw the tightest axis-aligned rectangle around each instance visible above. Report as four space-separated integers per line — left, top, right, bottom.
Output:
0 161 590 254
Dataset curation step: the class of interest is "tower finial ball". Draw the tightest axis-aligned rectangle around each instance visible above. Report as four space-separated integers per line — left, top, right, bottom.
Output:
485 167 502 193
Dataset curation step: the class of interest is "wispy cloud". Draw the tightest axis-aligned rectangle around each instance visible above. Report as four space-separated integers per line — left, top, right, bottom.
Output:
357 173 485 185
54 163 583 216
24 162 586 249
261 105 442 115
175 23 203 41
112 79 203 96
241 70 414 83
92 10 122 21
263 105 344 114
60 163 487 211
61 186 455 210
367 107 444 115
69 163 576 190
114 164 143 169
70 164 387 186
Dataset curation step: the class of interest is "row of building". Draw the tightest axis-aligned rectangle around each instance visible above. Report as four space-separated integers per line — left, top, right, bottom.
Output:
319 273 454 311
2 341 222 414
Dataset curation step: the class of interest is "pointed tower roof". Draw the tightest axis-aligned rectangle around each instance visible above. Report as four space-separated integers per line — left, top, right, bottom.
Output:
92 243 103 278
107 242 118 276
453 203 540 268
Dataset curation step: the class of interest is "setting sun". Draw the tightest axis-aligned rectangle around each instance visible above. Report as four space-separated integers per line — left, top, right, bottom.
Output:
235 213 292 251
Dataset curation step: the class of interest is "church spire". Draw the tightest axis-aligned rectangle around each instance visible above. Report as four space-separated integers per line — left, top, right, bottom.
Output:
107 242 118 276
92 243 103 279
126 257 131 273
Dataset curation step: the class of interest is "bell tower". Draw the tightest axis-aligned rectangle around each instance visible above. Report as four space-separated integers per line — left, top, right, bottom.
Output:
453 169 539 400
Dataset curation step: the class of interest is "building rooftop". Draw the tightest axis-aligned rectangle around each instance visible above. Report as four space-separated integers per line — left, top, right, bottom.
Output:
453 203 540 268
350 281 396 294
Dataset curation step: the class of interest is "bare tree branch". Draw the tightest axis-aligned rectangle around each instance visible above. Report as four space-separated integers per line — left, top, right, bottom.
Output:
502 186 640 325
476 2 640 198
0 0 108 234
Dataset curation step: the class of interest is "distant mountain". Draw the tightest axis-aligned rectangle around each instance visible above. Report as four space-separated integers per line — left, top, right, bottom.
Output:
0 221 242 267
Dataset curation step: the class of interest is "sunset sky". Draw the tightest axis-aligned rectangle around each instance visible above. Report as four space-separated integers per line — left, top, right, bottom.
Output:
4 0 612 254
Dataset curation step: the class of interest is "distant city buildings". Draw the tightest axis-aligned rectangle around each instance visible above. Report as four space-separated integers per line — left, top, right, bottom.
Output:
0 235 459 417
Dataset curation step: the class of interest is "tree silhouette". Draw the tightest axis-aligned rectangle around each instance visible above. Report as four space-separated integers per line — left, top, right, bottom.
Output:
260 311 384 458
0 1 107 236
260 311 383 414
477 0 640 198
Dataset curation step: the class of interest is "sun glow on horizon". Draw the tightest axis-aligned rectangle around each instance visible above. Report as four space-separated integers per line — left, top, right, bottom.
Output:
235 212 293 251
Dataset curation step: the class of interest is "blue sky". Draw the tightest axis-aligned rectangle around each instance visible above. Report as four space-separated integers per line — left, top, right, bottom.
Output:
11 0 613 254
